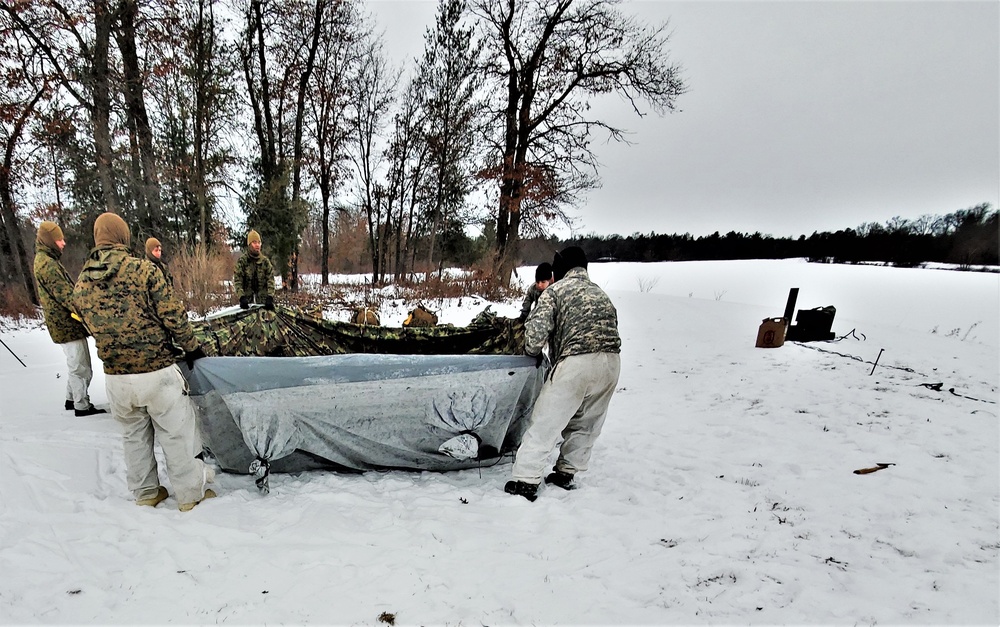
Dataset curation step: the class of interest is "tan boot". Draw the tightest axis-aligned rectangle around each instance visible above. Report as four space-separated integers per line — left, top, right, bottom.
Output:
179 489 216 512
136 486 168 507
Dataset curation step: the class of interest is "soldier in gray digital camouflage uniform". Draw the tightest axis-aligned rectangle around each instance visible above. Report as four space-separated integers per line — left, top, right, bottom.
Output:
505 246 621 501
32 221 106 416
73 212 216 511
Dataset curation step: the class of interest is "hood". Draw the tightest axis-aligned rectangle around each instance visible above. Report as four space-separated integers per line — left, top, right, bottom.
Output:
35 240 61 260
79 245 131 283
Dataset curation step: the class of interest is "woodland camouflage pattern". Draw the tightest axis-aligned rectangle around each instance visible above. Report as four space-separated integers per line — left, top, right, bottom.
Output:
73 245 200 375
524 266 621 364
192 305 525 357
235 252 275 302
33 242 89 344
148 256 174 286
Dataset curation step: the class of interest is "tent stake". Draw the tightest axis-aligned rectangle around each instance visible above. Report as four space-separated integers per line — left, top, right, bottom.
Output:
0 336 26 367
869 348 884 376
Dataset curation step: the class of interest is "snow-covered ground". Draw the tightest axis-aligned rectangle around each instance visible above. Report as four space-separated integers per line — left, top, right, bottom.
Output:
0 258 997 625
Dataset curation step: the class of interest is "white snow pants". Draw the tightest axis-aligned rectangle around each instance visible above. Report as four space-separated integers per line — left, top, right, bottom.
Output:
512 352 621 484
105 364 211 505
61 338 93 410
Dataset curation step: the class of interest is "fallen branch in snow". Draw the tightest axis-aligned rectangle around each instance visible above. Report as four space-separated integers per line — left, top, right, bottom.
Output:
853 463 895 475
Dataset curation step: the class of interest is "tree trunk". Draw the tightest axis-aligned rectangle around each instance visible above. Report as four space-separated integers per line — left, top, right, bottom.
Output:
0 89 43 304
116 0 164 233
319 168 331 284
92 0 120 214
193 0 210 245
287 0 326 292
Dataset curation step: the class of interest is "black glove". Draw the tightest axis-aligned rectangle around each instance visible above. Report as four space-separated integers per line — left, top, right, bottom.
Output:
529 352 543 369
239 295 249 309
264 295 275 311
185 347 207 370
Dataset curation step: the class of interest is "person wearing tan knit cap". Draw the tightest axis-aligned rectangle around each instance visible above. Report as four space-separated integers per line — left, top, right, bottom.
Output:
144 237 173 286
73 212 216 511
32 220 105 417
234 229 275 310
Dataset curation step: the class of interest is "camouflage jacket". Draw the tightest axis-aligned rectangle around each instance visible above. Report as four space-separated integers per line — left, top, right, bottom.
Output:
33 242 89 344
235 251 275 301
147 255 173 287
73 245 199 375
519 283 544 318
524 267 621 364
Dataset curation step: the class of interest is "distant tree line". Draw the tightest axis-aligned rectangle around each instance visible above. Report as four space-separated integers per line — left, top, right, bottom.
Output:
550 204 998 269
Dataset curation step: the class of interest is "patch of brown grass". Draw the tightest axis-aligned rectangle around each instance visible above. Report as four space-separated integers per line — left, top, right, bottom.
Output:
171 244 235 316
398 264 520 303
0 283 41 320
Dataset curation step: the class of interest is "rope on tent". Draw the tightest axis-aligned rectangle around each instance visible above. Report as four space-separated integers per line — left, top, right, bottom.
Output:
249 457 271 494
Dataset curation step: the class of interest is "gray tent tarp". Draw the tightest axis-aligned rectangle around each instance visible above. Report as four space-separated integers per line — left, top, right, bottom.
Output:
187 353 544 485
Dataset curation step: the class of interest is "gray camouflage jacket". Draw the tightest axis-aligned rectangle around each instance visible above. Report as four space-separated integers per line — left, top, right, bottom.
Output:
524 266 621 365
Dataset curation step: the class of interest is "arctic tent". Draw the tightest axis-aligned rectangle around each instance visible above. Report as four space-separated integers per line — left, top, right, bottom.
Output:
185 306 544 490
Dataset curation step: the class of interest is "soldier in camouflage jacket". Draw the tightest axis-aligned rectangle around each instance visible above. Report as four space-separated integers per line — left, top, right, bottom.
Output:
505 246 622 501
235 229 275 309
32 221 104 416
145 237 173 286
73 212 215 511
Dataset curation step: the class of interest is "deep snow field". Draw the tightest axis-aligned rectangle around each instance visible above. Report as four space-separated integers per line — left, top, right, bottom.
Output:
0 258 997 625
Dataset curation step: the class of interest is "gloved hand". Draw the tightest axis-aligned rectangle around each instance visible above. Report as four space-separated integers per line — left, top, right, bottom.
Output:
185 347 207 370
239 295 249 310
264 295 275 311
528 352 543 369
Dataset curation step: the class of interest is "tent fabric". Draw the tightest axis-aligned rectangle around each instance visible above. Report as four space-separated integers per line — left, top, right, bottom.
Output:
184 307 542 482
191 304 526 357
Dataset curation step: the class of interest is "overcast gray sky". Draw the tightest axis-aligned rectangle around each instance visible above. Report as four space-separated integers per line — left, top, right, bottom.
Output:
370 0 999 239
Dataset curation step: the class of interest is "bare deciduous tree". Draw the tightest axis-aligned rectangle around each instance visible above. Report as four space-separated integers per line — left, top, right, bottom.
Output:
347 33 397 283
307 0 362 284
472 0 686 284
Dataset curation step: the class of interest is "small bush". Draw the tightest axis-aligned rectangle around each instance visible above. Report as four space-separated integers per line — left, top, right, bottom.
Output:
0 283 41 320
172 244 235 316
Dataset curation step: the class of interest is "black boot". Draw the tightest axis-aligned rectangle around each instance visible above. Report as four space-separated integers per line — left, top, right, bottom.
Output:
504 480 538 502
65 400 74 411
75 406 108 417
545 470 576 490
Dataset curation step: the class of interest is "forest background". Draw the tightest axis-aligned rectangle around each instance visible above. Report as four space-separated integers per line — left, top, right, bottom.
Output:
1 0 996 319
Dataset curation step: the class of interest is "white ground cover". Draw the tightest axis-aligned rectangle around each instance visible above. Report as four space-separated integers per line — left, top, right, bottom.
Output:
0 258 996 625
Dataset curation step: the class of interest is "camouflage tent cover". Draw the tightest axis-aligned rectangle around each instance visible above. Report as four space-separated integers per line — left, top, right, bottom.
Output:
186 306 543 485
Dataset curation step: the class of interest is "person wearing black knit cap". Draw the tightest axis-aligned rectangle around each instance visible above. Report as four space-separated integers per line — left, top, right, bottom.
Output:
518 262 553 320
505 246 622 501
